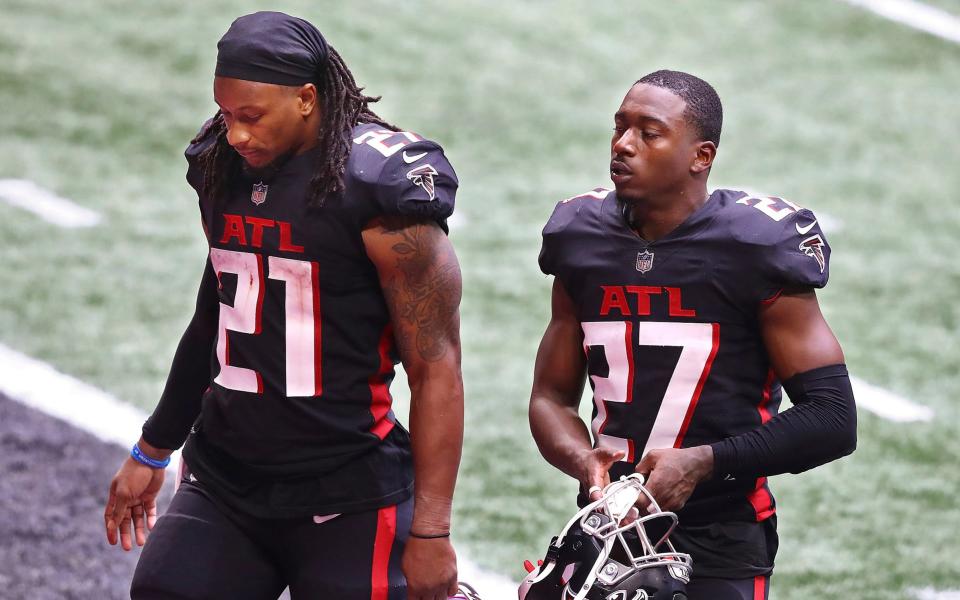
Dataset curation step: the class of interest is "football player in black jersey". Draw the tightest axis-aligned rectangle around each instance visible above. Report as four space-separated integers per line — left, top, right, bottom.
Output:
104 12 464 600
530 70 857 599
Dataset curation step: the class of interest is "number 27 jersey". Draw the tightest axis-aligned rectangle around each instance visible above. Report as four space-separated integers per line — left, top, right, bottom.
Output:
538 187 831 524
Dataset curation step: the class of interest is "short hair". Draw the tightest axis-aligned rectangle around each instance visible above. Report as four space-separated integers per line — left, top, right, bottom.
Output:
636 70 722 146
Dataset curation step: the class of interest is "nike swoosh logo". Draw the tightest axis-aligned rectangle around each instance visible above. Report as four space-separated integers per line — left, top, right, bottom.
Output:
402 150 427 163
796 219 818 235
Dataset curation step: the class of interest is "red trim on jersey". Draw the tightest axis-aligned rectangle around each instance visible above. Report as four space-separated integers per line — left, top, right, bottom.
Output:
368 324 395 440
760 288 783 306
747 477 775 521
624 322 635 404
747 369 777 521
673 323 720 448
370 504 397 600
753 575 767 599
623 321 636 462
253 254 265 335
757 368 776 424
311 261 323 396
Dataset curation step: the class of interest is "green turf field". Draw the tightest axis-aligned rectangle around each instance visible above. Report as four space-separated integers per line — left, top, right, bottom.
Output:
1 1 958 597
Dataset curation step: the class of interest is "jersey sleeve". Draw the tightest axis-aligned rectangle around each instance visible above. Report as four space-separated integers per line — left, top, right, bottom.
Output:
539 199 579 277
184 118 218 197
539 190 608 280
372 140 458 227
757 208 831 299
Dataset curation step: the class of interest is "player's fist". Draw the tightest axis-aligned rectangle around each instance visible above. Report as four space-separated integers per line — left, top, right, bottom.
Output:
402 536 458 600
575 446 626 501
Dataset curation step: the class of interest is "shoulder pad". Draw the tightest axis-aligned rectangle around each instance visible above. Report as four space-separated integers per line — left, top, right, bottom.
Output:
540 187 612 276
721 190 830 289
543 187 613 237
346 124 458 227
185 118 220 196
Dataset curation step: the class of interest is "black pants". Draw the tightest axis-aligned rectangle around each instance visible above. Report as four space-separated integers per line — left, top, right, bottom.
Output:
686 575 770 600
131 480 412 600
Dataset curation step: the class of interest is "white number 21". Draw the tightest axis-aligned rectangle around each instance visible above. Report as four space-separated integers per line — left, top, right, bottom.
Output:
209 248 322 397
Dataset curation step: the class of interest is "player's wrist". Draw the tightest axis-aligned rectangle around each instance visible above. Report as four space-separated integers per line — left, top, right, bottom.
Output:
687 445 715 482
135 437 173 462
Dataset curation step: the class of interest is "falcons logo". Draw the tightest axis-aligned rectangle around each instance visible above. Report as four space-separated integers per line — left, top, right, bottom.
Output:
406 164 438 201
799 234 826 273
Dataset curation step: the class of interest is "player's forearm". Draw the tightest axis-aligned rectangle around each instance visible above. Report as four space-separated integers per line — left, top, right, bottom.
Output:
407 361 464 534
142 260 218 449
711 364 857 479
529 393 594 482
141 317 213 449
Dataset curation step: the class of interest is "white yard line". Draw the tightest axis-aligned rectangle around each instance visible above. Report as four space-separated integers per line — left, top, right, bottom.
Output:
842 0 960 44
0 342 518 598
851 376 933 422
0 178 101 228
912 587 960 600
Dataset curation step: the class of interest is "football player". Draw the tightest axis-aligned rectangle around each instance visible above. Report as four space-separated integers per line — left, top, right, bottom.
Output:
529 70 857 600
104 12 464 600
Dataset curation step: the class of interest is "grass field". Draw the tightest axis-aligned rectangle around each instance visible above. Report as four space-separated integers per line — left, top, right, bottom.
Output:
1 1 959 597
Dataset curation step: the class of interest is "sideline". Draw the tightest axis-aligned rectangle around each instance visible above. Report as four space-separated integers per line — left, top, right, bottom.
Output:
0 342 519 599
842 0 960 44
0 179 101 228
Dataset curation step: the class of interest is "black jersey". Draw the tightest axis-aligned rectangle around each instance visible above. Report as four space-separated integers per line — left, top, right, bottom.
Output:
539 187 830 576
169 122 457 518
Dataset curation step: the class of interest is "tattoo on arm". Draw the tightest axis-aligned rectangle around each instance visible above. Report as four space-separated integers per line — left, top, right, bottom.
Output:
377 218 461 362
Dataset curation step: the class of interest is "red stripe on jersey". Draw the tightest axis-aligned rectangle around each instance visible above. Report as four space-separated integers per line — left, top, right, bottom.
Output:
758 368 776 424
253 254 264 334
368 324 395 440
311 261 323 396
747 477 775 521
753 575 767 600
624 321 635 403
370 504 397 600
760 288 783 306
747 369 777 521
624 321 636 462
673 323 720 448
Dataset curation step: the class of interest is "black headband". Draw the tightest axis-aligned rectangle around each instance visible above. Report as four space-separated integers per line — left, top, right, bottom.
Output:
215 11 329 87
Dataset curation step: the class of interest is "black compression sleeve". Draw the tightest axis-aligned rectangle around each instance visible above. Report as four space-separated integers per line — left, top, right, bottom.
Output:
710 364 857 480
141 259 218 449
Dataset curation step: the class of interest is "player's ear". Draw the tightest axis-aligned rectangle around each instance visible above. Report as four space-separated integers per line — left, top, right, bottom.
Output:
296 83 319 118
690 141 716 175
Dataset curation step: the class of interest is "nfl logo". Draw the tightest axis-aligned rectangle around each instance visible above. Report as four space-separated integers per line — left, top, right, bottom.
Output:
251 182 269 206
636 250 654 273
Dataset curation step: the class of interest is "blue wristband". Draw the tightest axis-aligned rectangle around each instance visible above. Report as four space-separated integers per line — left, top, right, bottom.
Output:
131 443 171 469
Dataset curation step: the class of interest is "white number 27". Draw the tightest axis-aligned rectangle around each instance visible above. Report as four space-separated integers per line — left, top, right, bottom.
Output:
581 321 718 462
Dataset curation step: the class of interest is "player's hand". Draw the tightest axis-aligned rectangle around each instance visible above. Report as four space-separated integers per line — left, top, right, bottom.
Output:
575 446 626 501
634 446 713 513
402 536 458 600
104 457 165 551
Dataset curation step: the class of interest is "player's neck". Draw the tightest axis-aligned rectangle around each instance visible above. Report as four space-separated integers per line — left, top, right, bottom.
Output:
625 184 709 241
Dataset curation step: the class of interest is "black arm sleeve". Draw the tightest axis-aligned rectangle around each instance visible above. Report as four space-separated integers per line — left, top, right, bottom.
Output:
141 259 218 449
710 364 857 480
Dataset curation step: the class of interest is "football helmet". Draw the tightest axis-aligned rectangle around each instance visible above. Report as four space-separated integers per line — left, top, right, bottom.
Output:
518 474 692 600
451 582 483 599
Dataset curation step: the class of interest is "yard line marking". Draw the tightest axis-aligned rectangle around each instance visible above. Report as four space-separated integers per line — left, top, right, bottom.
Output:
842 0 960 44
0 342 519 597
0 178 101 228
851 376 934 422
911 587 960 599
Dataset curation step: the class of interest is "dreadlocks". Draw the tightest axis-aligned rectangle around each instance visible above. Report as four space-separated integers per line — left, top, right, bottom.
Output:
196 44 397 208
